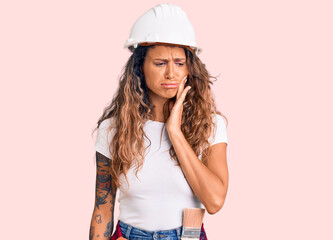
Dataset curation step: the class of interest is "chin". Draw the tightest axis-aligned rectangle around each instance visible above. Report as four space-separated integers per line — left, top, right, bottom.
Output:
165 92 177 99
149 89 176 101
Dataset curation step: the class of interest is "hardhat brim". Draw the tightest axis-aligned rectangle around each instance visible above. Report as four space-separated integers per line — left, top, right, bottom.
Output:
125 42 202 55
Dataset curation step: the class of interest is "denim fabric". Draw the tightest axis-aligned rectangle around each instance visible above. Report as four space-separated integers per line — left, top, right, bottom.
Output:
116 219 208 240
119 220 183 240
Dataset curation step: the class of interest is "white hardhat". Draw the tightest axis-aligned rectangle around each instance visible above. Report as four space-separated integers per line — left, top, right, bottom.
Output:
124 3 202 55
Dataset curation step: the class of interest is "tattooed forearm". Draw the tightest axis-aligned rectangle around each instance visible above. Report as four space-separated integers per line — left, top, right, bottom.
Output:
89 152 117 239
95 152 113 209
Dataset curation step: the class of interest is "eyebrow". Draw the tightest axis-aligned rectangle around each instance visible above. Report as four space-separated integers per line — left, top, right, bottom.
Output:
153 58 186 61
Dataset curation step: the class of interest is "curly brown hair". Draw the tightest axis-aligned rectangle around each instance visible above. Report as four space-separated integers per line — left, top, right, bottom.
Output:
92 45 228 189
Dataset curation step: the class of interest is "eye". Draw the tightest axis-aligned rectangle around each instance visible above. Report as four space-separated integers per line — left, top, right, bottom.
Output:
155 63 165 66
176 63 184 66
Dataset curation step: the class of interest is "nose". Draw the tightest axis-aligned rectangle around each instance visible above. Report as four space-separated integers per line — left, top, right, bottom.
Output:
165 62 175 79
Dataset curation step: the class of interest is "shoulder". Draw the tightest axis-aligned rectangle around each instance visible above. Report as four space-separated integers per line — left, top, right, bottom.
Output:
95 117 116 158
96 117 117 140
99 117 115 130
208 113 228 145
212 113 226 127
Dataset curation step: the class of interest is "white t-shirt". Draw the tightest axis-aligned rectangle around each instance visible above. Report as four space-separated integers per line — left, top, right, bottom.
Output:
94 114 228 231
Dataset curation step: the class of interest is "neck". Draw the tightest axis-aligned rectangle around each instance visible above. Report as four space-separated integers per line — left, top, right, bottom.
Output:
148 92 168 122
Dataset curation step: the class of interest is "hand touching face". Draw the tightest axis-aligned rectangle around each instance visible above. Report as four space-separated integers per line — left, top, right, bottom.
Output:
166 75 191 133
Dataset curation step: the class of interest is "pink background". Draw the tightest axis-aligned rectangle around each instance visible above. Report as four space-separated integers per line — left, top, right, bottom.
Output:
1 0 332 239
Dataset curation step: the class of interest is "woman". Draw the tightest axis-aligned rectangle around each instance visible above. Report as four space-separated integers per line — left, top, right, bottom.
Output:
89 3 228 240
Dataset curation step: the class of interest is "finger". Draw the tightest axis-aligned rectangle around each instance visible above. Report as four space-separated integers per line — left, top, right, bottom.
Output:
180 86 191 102
181 75 187 87
177 76 188 100
173 87 190 116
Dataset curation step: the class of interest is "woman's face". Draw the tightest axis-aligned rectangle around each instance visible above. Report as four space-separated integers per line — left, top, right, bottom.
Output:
142 45 189 104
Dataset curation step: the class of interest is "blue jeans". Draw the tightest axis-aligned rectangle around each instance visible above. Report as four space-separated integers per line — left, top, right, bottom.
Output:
119 220 182 240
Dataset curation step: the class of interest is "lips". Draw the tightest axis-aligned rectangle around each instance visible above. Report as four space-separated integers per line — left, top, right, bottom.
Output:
161 83 179 88
161 82 179 85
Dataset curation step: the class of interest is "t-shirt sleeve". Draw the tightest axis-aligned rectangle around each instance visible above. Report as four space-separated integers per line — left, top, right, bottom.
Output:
94 118 113 159
208 114 228 146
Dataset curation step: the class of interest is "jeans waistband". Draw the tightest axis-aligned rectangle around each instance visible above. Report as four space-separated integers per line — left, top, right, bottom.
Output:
118 219 182 239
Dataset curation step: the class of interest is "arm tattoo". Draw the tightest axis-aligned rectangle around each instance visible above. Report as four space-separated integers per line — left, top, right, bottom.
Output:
93 152 117 238
104 220 113 238
95 214 102 224
95 152 112 209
